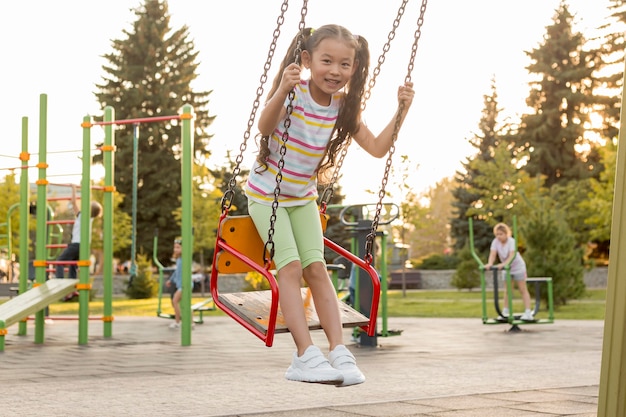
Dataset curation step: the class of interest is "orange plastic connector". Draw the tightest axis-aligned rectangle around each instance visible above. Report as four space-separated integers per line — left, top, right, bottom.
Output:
0 329 7 336
81 121 93 128
102 185 116 193
36 162 49 169
36 179 49 185
19 151 30 161
32 260 47 267
179 113 193 120
75 283 92 290
99 145 116 152
76 260 91 267
32 283 41 288
102 316 114 323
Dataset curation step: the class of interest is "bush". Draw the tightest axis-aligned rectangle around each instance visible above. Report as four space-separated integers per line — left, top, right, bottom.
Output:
414 253 460 270
451 244 480 291
124 253 158 299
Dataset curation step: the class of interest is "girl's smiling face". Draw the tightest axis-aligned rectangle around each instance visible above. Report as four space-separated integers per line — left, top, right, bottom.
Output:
302 38 356 105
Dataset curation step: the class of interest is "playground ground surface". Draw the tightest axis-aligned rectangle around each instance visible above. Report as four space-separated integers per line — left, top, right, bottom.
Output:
0 313 601 416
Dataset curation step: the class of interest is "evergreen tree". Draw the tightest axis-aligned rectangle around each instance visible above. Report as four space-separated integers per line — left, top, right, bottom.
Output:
451 78 504 256
94 0 214 263
522 202 585 306
516 2 604 187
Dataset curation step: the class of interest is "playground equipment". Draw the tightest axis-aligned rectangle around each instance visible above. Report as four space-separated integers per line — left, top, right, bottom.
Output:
331 203 403 345
209 0 428 347
468 217 554 332
0 94 197 350
153 229 214 324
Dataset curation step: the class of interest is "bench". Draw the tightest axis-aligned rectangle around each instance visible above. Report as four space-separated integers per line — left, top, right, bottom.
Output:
0 279 77 351
389 270 422 289
191 297 215 324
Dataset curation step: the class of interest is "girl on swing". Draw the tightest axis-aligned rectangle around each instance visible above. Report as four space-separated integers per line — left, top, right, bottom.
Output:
246 24 415 386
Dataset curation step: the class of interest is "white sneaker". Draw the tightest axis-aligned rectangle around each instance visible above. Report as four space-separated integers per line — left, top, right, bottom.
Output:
285 345 343 385
501 308 510 317
169 322 180 329
521 310 534 321
329 345 365 387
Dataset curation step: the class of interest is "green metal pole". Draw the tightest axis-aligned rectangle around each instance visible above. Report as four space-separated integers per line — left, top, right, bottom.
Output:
180 105 194 346
34 94 48 344
597 60 626 417
78 115 92 345
380 231 388 337
468 217 488 323
129 124 139 279
17 117 30 336
102 107 115 338
153 229 166 317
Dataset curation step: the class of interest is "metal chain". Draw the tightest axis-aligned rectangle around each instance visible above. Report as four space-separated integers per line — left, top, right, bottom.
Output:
264 0 309 263
220 0 290 212
365 0 428 260
320 0 409 208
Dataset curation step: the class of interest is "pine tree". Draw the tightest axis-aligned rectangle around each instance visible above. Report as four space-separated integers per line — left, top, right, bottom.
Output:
516 2 604 187
94 0 214 262
450 78 503 256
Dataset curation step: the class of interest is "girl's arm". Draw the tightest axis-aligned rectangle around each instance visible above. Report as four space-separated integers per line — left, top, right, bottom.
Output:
352 82 415 158
484 249 497 269
258 63 302 136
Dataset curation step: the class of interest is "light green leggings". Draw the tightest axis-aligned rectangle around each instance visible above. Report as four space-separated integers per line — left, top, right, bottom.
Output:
247 200 325 271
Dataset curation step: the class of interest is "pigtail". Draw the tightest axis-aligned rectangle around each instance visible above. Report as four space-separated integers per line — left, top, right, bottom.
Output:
255 28 315 173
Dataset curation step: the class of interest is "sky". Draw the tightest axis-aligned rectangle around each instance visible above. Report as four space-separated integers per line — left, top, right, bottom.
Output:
0 0 613 205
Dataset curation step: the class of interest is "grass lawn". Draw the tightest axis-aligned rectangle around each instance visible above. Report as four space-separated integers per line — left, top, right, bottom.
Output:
1 288 606 321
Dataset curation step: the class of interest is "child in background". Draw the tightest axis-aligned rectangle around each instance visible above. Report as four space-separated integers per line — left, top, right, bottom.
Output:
165 238 184 329
484 223 534 321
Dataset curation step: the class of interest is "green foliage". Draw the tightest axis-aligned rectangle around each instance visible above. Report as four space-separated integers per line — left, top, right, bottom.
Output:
516 2 604 187
0 173 28 263
450 79 502 253
243 271 271 291
124 253 158 299
414 253 459 270
451 243 481 291
523 207 585 306
94 0 214 264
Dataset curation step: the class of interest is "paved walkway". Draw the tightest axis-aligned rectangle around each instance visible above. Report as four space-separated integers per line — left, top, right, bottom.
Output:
0 314 601 416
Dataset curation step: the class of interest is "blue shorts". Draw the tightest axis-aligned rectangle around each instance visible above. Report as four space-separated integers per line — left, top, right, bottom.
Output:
248 200 325 271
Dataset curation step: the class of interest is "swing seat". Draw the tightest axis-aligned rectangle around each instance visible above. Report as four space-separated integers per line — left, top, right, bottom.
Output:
215 213 329 274
210 213 380 347
218 288 369 335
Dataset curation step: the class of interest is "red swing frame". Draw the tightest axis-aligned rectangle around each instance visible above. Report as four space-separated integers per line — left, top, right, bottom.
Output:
210 209 380 347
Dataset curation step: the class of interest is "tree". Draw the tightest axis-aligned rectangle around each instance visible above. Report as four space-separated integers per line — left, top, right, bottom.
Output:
451 78 506 257
94 0 214 263
406 178 455 259
523 202 585 306
516 2 604 187
0 173 27 279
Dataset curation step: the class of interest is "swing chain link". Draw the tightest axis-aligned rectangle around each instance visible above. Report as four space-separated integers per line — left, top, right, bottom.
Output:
365 0 428 259
321 0 409 207
221 0 291 212
265 0 309 263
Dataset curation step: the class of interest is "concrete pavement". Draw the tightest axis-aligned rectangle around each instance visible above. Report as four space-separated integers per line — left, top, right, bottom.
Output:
0 313 601 416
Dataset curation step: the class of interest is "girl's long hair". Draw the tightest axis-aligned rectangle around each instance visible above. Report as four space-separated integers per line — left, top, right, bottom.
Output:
254 24 370 183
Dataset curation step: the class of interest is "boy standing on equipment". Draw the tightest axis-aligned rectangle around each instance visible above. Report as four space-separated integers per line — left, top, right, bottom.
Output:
56 184 103 280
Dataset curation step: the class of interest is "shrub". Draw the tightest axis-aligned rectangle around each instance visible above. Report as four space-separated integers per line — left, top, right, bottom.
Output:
124 253 158 299
414 253 460 270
